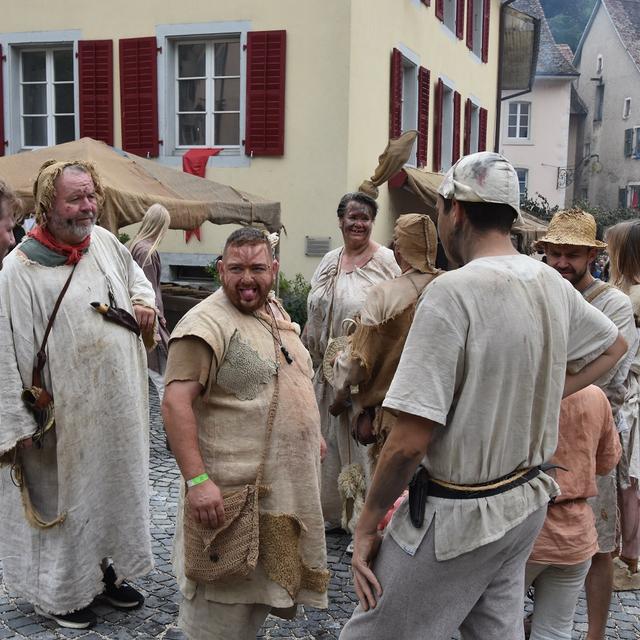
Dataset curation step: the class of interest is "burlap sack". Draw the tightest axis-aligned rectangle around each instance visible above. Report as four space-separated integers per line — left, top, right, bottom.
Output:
183 484 263 582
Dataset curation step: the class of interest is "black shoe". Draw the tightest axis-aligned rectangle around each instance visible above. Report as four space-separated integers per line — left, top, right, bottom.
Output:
35 605 96 629
102 565 144 610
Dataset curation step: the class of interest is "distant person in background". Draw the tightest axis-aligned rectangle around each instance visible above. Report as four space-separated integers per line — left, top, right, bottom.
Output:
0 180 18 265
606 220 640 575
130 204 171 400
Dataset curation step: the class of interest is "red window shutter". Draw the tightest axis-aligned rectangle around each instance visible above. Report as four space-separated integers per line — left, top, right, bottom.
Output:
0 45 4 156
417 67 431 168
479 107 488 151
245 30 286 157
119 36 158 157
456 0 465 39
464 98 472 155
466 0 474 50
389 48 403 139
453 91 461 163
435 0 444 22
482 0 491 63
433 79 443 172
78 40 114 146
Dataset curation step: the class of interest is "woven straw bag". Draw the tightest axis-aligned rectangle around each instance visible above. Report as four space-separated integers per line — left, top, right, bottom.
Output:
183 484 260 581
182 313 281 583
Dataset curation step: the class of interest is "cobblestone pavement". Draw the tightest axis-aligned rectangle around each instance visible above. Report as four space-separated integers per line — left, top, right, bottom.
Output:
1 389 639 639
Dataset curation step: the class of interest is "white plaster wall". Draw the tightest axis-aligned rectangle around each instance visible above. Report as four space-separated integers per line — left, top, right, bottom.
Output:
500 78 573 209
574 2 640 209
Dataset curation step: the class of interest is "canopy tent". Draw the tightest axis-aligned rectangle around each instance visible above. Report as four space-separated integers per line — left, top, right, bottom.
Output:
0 137 281 233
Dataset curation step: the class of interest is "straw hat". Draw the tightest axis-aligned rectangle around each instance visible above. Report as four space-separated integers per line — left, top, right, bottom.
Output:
536 208 606 248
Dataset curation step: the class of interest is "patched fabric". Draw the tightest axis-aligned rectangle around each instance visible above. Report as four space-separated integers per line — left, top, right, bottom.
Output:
216 330 277 400
259 513 330 599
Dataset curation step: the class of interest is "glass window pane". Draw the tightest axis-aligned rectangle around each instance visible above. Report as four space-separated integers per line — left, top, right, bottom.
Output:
178 79 206 111
55 116 75 143
508 115 517 127
55 84 74 113
214 41 240 76
521 103 529 115
22 51 46 82
508 103 517 116
214 112 240 145
23 84 47 115
23 116 48 146
508 125 516 137
54 50 73 81
178 113 206 146
178 43 206 78
214 78 240 111
519 126 528 138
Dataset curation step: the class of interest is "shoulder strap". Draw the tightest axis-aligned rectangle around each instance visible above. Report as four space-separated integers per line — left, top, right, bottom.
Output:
33 265 78 388
583 281 612 305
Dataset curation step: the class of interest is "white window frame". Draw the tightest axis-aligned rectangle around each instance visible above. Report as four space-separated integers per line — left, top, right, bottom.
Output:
0 30 80 155
397 44 420 167
443 0 457 34
157 21 251 168
515 167 528 203
623 97 631 120
471 0 484 58
441 81 455 171
507 101 531 140
19 47 76 149
468 98 480 153
174 38 241 150
634 127 640 157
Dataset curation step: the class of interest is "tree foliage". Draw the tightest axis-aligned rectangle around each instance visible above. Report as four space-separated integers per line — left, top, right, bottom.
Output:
541 0 597 51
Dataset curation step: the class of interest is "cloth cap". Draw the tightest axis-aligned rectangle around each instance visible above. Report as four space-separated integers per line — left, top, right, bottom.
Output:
395 213 438 274
536 208 606 249
33 159 104 225
437 151 522 223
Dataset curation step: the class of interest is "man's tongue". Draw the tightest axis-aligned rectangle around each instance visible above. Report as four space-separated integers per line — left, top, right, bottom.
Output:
240 287 257 302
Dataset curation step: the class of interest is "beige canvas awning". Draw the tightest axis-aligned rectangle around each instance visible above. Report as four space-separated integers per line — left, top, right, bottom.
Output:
0 137 281 233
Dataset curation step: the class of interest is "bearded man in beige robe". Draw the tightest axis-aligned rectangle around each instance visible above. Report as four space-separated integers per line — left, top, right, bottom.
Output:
0 161 156 629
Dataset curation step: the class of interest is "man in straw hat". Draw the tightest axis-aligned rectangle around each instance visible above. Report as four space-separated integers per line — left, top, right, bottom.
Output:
339 152 627 640
0 161 157 629
538 208 637 640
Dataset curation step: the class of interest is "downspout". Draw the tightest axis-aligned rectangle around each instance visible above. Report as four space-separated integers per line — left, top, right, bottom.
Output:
494 0 517 152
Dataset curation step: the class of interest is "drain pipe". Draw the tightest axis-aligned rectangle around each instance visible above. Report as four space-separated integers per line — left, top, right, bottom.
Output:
494 0 517 152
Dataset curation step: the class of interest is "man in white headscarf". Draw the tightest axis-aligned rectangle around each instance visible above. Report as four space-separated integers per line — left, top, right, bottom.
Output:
0 160 155 629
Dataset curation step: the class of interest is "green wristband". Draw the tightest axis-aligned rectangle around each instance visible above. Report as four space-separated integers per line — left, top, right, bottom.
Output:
186 473 209 488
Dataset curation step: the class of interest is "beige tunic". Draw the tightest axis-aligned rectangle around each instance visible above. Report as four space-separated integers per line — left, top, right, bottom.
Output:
0 226 154 614
169 289 328 609
306 246 400 526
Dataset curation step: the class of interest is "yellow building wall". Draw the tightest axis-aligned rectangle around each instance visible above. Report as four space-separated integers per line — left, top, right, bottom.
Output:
3 0 501 279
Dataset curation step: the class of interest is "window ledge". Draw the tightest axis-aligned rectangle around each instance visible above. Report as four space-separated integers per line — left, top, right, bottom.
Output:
157 153 251 169
504 139 533 146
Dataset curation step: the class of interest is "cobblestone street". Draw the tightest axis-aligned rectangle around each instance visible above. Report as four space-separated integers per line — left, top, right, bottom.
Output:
1 389 639 639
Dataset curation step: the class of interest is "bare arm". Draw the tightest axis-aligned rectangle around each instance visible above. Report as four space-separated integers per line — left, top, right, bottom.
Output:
564 332 627 398
351 411 437 610
162 380 225 529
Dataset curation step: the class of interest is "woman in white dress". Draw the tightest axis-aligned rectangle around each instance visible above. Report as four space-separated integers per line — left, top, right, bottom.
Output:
305 192 400 531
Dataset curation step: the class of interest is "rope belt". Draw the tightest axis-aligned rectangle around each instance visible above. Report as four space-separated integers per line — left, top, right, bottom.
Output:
427 466 541 500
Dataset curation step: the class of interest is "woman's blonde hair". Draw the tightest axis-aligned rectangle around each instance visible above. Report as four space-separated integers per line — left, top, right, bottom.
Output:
129 203 171 267
606 219 640 293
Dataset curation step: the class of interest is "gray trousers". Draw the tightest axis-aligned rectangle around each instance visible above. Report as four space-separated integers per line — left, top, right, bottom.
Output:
340 506 547 640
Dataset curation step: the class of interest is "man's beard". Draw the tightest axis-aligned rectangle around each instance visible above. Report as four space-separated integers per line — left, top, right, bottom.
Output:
560 265 588 286
48 215 95 243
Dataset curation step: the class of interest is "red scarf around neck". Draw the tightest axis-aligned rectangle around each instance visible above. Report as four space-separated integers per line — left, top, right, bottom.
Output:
28 225 91 265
